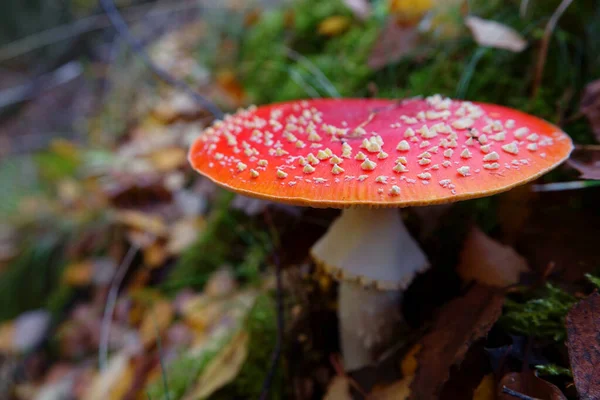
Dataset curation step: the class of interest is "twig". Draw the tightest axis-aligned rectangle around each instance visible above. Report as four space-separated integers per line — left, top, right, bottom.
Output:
99 244 139 370
531 0 574 97
502 386 538 400
0 0 203 62
99 0 224 118
259 208 285 400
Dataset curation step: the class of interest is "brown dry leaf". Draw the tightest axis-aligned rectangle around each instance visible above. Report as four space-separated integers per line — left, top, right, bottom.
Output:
138 300 174 347
567 148 600 180
369 376 413 400
183 330 249 400
566 291 600 399
497 371 566 400
457 227 529 288
409 285 504 399
368 18 419 69
318 16 353 36
473 374 495 400
148 147 187 172
465 16 527 52
323 375 353 400
580 80 600 141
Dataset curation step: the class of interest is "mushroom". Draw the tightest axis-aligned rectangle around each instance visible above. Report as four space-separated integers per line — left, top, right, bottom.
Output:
188 96 573 371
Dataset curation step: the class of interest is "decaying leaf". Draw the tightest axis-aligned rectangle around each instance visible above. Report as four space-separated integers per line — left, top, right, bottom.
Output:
567 148 600 180
368 18 419 69
498 371 566 400
183 330 249 400
566 292 600 399
465 16 527 52
409 285 504 399
369 375 413 400
580 80 600 141
457 227 529 288
323 375 353 400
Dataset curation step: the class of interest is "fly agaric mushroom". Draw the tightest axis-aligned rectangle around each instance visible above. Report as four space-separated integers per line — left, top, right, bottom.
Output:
188 96 573 371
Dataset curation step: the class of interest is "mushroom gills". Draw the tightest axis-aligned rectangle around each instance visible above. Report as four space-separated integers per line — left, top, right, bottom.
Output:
310 207 429 371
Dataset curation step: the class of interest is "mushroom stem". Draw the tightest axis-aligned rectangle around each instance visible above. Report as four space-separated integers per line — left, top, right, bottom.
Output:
311 207 429 371
339 281 403 371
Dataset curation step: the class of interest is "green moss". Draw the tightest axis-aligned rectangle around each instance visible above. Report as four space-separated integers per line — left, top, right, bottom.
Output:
500 284 576 342
213 293 283 400
535 364 573 378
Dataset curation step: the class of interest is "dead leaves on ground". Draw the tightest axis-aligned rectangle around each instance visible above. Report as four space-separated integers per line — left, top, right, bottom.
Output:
498 371 566 400
581 80 600 142
566 291 600 399
409 284 504 399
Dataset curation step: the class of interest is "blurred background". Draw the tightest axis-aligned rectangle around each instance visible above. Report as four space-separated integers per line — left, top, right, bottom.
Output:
0 0 599 399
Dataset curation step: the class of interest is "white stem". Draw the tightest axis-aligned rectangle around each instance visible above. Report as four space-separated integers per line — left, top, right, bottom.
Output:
310 208 429 371
339 281 403 371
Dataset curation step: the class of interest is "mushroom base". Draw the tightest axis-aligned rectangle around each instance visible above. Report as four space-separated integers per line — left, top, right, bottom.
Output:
339 280 403 371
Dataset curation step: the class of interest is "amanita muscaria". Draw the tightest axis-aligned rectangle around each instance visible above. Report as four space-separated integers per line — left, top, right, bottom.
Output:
189 96 573 371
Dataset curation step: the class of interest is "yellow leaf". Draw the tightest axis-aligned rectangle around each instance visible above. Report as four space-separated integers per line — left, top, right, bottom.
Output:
389 0 433 24
138 300 174 347
183 330 249 400
318 16 352 36
114 210 168 237
473 374 496 400
369 375 414 400
401 343 421 376
63 261 94 287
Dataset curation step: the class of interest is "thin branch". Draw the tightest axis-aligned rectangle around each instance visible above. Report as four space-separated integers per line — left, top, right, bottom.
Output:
259 208 284 400
99 244 139 370
531 0 574 97
99 0 224 118
502 386 538 400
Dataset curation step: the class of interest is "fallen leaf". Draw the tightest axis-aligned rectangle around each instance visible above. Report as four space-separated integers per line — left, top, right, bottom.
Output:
183 330 249 400
409 285 504 399
465 16 527 52
13 310 51 353
0 321 15 353
580 80 600 141
138 300 174 347
143 242 168 268
323 375 352 400
566 292 600 399
369 375 414 400
114 210 168 237
457 227 529 288
498 371 566 400
204 267 238 298
343 0 371 20
567 148 600 180
83 353 134 400
166 218 203 255
148 147 187 172
368 18 420 70
473 374 495 400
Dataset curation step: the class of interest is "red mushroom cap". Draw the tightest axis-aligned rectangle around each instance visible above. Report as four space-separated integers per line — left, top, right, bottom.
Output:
189 97 573 207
